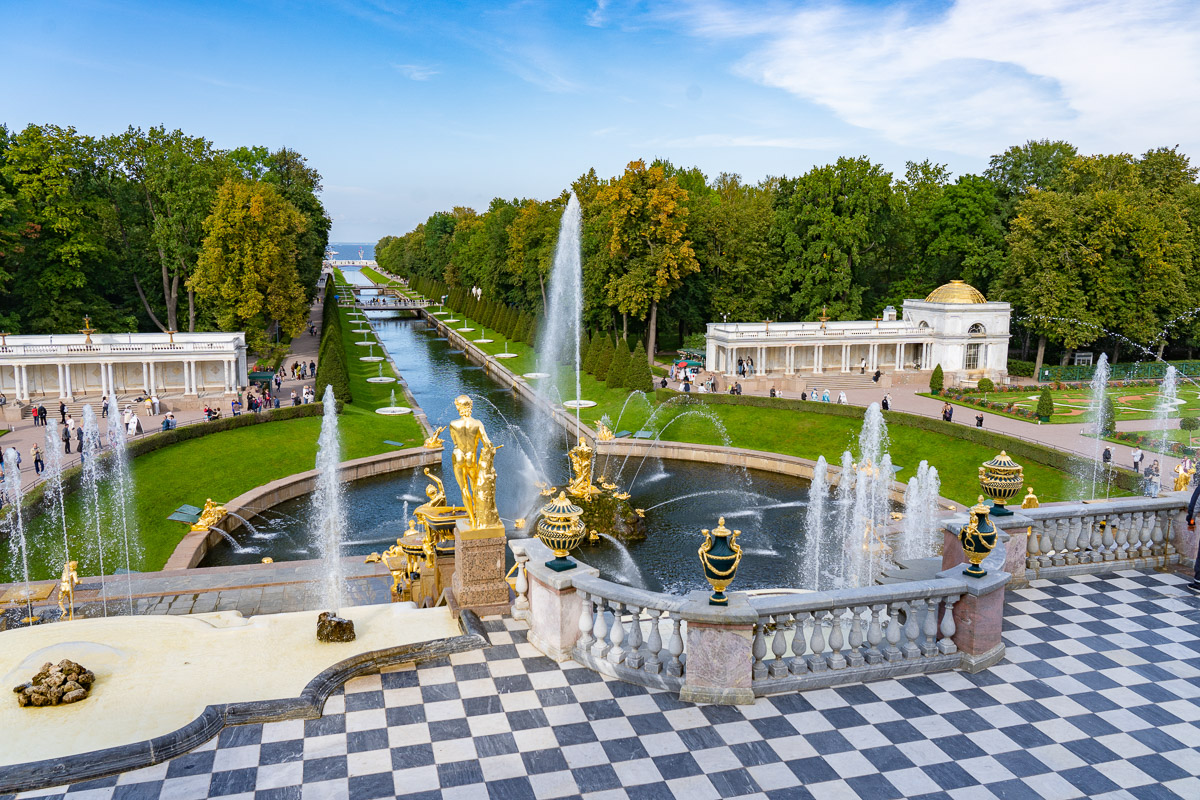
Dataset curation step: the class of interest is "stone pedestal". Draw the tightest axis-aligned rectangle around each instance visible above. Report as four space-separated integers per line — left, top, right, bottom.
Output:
937 545 1009 673
1172 510 1199 569
526 561 599 662
678 592 756 705
450 519 510 616
942 512 1030 588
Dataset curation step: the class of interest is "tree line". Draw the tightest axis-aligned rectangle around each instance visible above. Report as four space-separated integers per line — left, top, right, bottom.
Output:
0 124 330 351
377 142 1200 375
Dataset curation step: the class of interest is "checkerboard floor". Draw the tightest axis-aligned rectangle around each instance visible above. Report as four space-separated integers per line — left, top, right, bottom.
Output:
8 569 1200 800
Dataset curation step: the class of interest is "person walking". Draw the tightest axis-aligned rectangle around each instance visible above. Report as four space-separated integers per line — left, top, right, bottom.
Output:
59 400 67 425
837 391 847 405
1131 446 1144 473
61 423 71 454
144 396 153 416
859 357 866 374
882 392 892 411
975 412 984 428
30 405 39 428
1102 446 1113 466
152 394 160 415
32 443 43 476
75 426 84 453
101 396 109 419
66 414 75 434
38 403 46 428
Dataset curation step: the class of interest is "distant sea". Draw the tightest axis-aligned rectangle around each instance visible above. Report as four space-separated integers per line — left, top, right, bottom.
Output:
328 242 375 260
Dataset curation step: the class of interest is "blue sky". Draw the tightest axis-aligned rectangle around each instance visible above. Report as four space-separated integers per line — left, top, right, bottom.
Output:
5 1 1200 242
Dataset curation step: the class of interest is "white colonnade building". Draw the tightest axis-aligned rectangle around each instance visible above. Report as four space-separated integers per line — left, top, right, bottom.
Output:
705 281 1010 389
0 329 248 408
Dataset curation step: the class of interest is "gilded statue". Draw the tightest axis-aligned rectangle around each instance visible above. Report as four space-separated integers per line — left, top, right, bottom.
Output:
57 561 79 620
449 394 501 529
1174 464 1193 492
423 425 447 450
190 498 227 532
567 437 600 499
595 421 615 441
423 468 447 507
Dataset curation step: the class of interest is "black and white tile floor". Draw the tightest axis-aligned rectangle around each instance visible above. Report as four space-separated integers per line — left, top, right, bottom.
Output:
8 569 1200 800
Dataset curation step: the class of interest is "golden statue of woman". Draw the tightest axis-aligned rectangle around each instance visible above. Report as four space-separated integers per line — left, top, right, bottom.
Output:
449 395 501 529
567 436 598 499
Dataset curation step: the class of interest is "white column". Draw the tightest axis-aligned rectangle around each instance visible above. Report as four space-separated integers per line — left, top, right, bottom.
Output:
17 365 26 402
195 361 204 394
896 344 903 371
64 364 73 400
182 361 190 395
99 362 108 399
841 344 849 372
148 361 156 394
10 365 17 400
56 363 64 398
189 361 198 395
142 362 149 394
815 345 823 374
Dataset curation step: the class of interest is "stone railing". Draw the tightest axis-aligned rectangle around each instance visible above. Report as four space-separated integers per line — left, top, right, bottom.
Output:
511 536 1008 704
940 493 1194 584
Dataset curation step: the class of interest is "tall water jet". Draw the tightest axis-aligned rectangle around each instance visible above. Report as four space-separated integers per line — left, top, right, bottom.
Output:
1084 353 1112 500
106 415 139 614
43 425 71 567
4 446 33 623
79 406 108 616
312 384 352 639
802 456 829 591
536 193 584 413
1155 365 1179 467
899 461 941 561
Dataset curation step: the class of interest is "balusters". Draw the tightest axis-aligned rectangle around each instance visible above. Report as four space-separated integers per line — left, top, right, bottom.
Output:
770 616 790 678
938 595 958 654
591 599 610 659
666 612 684 677
644 609 663 674
1026 523 1041 572
1151 511 1166 558
1051 519 1068 566
1064 517 1081 564
576 592 594 652
1039 519 1056 568
607 602 627 665
1136 512 1152 557
1100 517 1116 561
789 612 810 675
884 603 903 662
1164 511 1178 557
864 604 884 665
826 608 847 670
847 607 866 667
752 621 769 680
921 597 939 657
512 554 529 621
625 605 644 670
901 600 922 659
1114 513 1130 560
808 611 828 672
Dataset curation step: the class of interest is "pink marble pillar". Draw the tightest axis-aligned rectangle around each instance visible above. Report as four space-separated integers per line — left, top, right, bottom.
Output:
525 563 598 662
678 592 756 705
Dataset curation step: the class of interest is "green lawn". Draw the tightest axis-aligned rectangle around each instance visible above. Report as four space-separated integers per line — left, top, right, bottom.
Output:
936 384 1200 424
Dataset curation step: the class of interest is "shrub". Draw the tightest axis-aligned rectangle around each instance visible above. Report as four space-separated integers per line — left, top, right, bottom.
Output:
606 338 631 389
1007 358 1035 378
625 340 655 392
593 335 615 381
1036 388 1054 419
929 363 944 394
977 377 994 392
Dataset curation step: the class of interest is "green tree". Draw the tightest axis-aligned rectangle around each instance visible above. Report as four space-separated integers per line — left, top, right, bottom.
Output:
606 336 630 389
190 179 308 350
626 340 654 392
929 363 944 393
593 335 615 381
595 160 699 364
1036 388 1055 420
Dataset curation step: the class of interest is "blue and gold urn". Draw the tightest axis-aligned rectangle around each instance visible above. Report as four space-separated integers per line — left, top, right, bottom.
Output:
978 451 1023 517
698 517 742 606
959 497 997 578
535 492 586 572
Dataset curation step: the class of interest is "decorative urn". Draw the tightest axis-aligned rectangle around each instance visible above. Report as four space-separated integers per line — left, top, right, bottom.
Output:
978 450 1023 516
535 492 586 571
959 497 998 578
698 517 743 606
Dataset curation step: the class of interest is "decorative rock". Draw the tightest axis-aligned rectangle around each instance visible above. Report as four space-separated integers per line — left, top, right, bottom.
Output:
316 611 356 642
14 659 95 708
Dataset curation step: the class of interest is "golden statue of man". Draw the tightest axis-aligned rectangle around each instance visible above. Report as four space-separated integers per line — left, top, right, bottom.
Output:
449 395 500 528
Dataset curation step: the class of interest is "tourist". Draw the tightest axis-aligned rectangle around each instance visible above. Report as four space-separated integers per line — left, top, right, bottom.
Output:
873 369 881 383
769 387 777 398
76 426 83 452
821 389 830 403
682 380 691 393
32 443 43 476
144 396 153 416
309 360 316 376
38 403 46 427
801 391 808 401
30 405 39 427
860 357 867 374
975 412 984 428
0 393 6 407
881 394 890 411
60 422 70 455
291 390 299 406
59 400 67 424
737 358 744 377
1102 446 1112 465
1147 460 1162 496
837 391 847 405
747 357 755 377
66 414 75 434
660 376 668 389
101 396 108 419
127 413 141 435
1131 446 1144 473
152 394 160 415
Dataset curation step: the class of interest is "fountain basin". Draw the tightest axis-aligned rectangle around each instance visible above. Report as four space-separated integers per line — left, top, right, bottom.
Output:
352 328 373 334
375 407 412 415
523 372 550 379
563 400 598 409
458 327 475 333
366 377 396 383
495 353 519 359
359 356 385 362
474 338 494 344
432 311 449 315
354 341 376 346
0 605 464 775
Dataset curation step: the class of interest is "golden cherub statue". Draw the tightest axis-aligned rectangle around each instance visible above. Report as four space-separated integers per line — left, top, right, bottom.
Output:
423 425 447 450
190 498 227 532
423 468 447 507
57 561 79 620
596 421 615 441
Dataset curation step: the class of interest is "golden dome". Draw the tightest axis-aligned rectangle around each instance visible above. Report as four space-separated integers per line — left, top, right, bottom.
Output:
924 280 986 304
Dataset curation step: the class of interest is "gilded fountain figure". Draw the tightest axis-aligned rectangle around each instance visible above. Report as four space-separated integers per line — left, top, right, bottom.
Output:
448 394 501 529
566 436 602 499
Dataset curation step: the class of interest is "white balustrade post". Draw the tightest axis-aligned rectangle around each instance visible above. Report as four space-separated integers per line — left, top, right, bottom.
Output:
752 621 768 680
666 612 684 678
826 608 847 670
769 615 790 677
643 609 662 674
789 612 809 674
625 605 644 670
511 553 530 621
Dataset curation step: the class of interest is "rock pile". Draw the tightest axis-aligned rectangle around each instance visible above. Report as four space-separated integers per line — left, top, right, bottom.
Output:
317 611 356 642
14 659 95 707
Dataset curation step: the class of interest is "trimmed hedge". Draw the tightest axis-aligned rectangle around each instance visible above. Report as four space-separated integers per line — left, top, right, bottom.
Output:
315 281 352 404
1007 358 1035 378
655 390 1142 493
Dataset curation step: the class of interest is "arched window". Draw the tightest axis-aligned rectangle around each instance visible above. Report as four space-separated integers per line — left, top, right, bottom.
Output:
968 323 986 336
918 320 930 330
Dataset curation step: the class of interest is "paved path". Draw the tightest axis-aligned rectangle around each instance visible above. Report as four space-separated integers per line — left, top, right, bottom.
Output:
13 567 1200 799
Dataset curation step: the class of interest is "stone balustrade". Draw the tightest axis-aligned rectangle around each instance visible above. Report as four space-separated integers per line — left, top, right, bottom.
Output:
512 536 1009 705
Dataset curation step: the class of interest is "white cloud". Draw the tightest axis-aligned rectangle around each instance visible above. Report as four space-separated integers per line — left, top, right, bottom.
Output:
658 133 841 149
670 0 1200 157
393 63 438 80
587 0 610 27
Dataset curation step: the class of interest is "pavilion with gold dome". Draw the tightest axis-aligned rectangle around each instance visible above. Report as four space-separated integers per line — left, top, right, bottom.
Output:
703 279 1010 391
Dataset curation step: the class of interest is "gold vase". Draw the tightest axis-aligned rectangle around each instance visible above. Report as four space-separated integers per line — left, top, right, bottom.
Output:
698 518 742 606
959 497 997 578
535 492 586 572
978 451 1023 517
